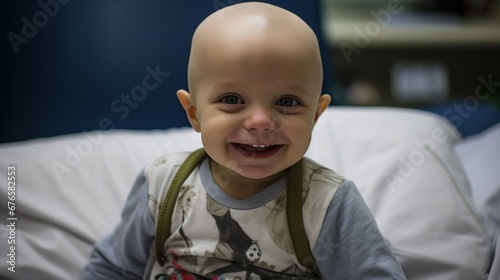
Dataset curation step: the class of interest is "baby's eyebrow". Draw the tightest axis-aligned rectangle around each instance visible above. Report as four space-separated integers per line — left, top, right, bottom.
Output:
282 85 310 95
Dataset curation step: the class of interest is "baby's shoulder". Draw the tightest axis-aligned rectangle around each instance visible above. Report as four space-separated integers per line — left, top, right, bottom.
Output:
144 151 193 192
145 151 191 174
144 151 197 219
302 157 345 188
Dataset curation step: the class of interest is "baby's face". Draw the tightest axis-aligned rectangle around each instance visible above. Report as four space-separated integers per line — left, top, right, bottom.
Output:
178 2 330 183
181 36 329 182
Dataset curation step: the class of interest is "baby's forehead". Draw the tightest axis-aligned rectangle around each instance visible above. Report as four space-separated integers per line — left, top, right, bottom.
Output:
195 13 318 61
187 3 323 94
194 3 317 48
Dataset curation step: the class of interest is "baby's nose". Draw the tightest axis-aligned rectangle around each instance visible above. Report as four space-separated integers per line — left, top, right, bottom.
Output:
243 107 277 132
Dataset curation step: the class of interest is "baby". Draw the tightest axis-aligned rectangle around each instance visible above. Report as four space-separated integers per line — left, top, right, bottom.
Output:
80 2 406 279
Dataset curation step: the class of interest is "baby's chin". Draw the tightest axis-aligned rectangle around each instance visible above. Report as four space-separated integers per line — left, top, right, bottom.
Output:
207 146 303 179
229 164 290 182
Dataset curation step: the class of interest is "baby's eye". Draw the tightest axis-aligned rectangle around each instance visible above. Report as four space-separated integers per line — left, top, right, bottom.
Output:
276 97 298 107
221 95 244 104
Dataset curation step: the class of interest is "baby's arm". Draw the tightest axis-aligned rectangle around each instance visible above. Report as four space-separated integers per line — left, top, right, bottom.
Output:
80 171 155 280
313 180 407 279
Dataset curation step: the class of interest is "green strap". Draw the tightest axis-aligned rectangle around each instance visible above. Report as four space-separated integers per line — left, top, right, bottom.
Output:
155 148 207 265
154 148 319 277
287 159 320 276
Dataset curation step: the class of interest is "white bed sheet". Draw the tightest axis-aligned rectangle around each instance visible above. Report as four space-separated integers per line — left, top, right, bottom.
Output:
455 122 500 280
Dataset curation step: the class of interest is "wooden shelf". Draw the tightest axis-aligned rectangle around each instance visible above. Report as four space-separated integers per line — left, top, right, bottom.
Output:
323 8 500 47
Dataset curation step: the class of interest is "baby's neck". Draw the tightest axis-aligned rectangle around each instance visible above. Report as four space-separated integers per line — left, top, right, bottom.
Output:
209 160 287 200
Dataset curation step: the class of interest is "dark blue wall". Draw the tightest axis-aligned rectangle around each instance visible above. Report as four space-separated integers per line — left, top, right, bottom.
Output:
1 0 333 143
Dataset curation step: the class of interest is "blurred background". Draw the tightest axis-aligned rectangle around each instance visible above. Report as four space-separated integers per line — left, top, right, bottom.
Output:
322 0 500 136
1 0 499 143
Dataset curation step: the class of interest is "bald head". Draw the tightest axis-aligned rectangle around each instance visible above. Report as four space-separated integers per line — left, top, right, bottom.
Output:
187 2 323 95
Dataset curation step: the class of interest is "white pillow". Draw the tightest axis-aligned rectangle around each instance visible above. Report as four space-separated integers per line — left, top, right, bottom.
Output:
307 107 491 280
455 122 500 242
0 128 202 280
454 122 500 280
0 107 491 280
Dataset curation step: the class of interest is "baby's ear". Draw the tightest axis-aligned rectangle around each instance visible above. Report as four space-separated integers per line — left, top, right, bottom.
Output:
314 94 331 124
177 89 201 132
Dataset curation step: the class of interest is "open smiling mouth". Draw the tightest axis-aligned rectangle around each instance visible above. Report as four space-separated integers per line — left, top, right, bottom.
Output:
231 143 283 156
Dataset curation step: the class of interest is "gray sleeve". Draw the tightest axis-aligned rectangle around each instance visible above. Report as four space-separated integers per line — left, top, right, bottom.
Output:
313 180 407 280
80 170 155 280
